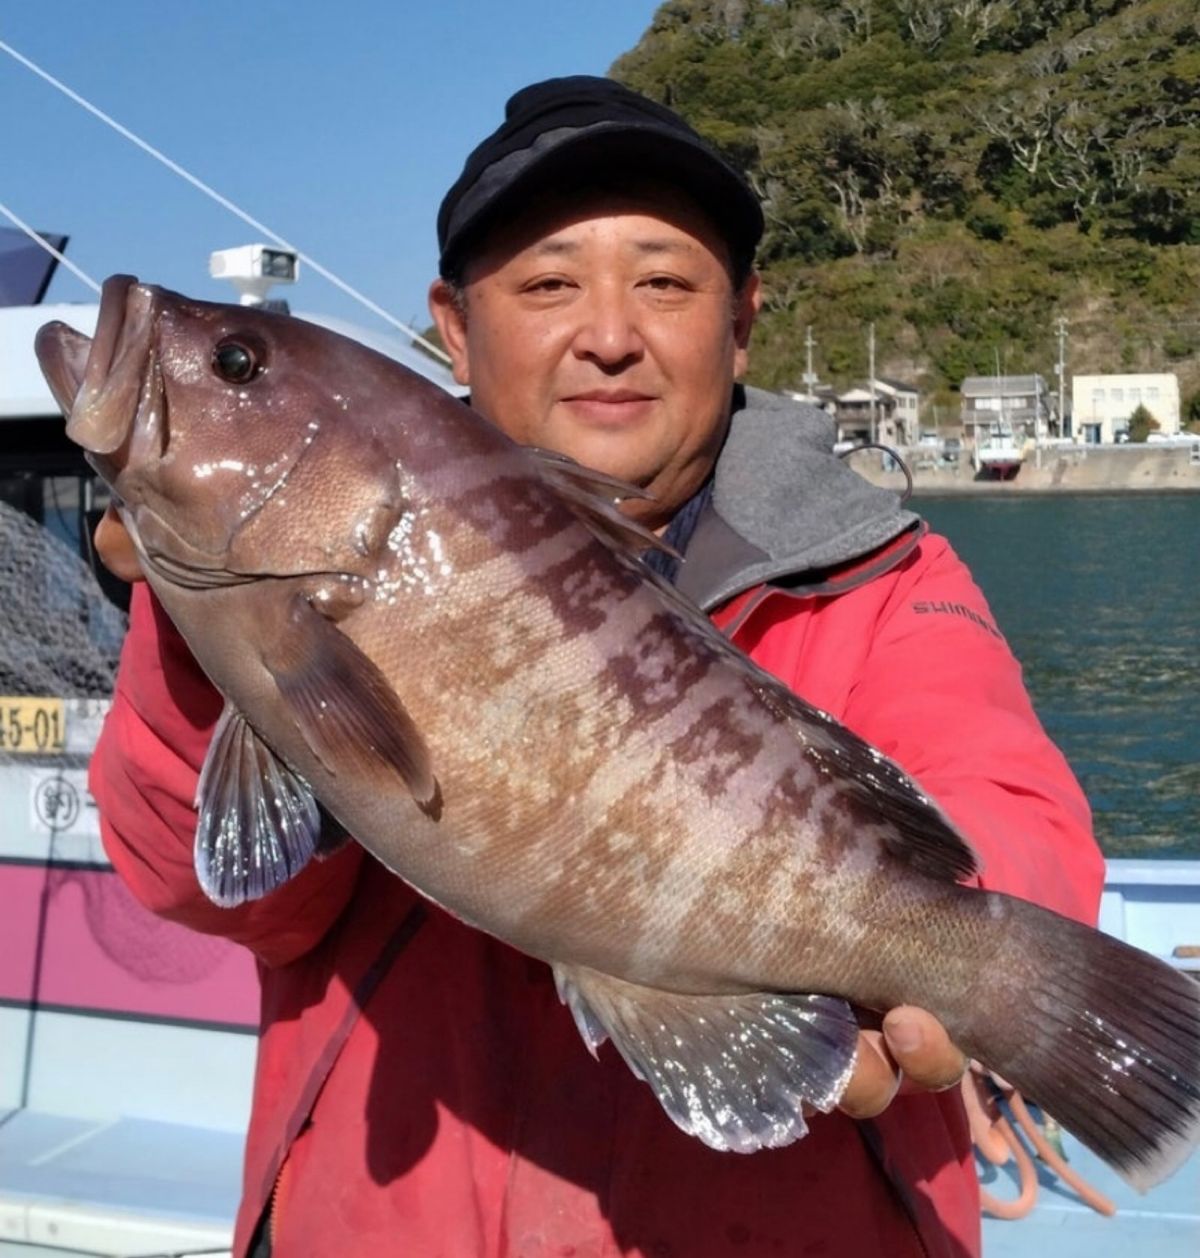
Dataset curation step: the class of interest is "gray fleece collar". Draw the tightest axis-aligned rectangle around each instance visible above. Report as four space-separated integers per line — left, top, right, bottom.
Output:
676 386 918 611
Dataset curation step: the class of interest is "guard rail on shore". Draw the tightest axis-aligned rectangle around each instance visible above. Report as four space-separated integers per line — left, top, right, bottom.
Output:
846 438 1200 494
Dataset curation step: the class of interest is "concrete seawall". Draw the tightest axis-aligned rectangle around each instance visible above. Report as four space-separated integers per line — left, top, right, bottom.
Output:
848 443 1200 496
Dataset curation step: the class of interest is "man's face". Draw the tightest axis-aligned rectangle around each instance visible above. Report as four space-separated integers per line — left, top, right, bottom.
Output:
430 183 760 526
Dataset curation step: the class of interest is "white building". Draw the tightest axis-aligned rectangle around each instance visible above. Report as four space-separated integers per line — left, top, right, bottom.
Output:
1070 372 1180 444
830 378 920 447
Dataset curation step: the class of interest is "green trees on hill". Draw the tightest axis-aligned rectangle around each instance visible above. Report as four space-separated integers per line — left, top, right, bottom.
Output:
612 0 1200 412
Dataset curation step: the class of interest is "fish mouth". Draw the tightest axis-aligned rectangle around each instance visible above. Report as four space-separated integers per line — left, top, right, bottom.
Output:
35 274 159 459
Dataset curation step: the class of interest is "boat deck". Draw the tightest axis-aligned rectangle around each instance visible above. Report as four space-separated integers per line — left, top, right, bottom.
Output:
981 1126 1200 1256
983 858 1200 1254
0 1110 239 1257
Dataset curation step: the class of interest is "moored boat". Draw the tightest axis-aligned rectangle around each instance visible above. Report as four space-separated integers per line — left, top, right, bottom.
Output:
975 426 1028 478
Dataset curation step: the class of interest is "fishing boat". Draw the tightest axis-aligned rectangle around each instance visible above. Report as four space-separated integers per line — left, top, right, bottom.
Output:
968 362 1047 480
3 256 1199 1257
975 425 1028 478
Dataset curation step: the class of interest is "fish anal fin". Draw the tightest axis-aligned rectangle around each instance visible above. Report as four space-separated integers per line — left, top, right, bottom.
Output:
552 963 858 1152
195 704 321 906
264 593 439 809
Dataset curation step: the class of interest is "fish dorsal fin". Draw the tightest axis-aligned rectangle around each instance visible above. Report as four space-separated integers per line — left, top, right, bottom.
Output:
751 672 979 883
195 704 322 906
626 563 978 884
553 963 858 1152
526 446 679 560
263 593 440 812
533 447 975 885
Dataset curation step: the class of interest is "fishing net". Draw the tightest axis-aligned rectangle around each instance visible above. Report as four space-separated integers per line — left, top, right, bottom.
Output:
48 864 236 986
0 499 243 1000
0 497 126 699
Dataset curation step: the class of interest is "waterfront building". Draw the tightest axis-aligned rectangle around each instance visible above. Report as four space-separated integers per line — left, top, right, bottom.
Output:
874 377 921 444
1070 372 1181 444
832 377 920 446
959 374 1052 446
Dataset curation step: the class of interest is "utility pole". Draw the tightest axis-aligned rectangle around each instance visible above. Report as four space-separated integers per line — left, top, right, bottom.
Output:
867 322 877 444
1055 316 1069 438
802 325 818 400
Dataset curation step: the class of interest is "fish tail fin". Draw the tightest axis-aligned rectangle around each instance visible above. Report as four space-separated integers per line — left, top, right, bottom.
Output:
969 897 1200 1191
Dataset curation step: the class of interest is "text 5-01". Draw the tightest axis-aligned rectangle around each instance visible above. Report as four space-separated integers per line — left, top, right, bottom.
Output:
0 698 66 753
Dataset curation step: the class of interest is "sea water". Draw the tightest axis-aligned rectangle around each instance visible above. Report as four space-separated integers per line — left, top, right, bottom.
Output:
918 494 1200 857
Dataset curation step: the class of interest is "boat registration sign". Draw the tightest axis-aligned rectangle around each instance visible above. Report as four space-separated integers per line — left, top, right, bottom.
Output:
0 696 66 754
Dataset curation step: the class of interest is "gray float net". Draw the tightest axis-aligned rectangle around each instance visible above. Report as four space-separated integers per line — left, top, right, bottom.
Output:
0 499 231 985
0 498 127 699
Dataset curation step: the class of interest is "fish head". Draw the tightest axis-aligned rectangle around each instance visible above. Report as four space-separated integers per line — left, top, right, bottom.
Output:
35 274 417 583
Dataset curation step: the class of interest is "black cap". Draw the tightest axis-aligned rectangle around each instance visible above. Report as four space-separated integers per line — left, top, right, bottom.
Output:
437 76 763 281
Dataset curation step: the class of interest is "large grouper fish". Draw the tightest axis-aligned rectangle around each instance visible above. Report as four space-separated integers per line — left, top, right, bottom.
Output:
37 275 1200 1188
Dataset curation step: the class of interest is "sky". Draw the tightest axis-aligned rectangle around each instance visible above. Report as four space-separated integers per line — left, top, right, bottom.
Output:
0 0 661 340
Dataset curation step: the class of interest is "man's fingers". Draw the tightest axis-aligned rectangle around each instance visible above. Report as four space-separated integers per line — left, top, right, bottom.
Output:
837 1029 901 1119
94 505 145 582
883 1006 968 1094
836 1008 968 1120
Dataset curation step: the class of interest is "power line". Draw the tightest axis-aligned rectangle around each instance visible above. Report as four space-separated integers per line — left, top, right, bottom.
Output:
0 37 450 363
0 201 101 294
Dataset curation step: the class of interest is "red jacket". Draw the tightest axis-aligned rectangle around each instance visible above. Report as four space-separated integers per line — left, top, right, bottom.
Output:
92 532 1103 1258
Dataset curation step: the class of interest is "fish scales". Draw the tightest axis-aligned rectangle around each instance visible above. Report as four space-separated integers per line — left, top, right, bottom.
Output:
311 467 986 1009
330 453 811 986
35 275 1200 1184
417 472 880 989
408 486 880 991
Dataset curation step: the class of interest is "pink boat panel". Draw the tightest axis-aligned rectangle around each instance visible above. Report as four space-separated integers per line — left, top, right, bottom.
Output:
0 862 258 1028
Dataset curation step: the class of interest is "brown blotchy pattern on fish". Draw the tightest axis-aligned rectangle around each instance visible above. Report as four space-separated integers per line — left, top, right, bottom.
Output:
452 475 577 554
445 584 564 691
655 809 829 992
603 612 716 722
513 760 678 964
759 763 842 864
668 695 765 802
528 538 645 638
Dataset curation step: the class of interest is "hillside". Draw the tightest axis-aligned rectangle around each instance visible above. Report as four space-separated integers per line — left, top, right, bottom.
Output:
612 0 1200 424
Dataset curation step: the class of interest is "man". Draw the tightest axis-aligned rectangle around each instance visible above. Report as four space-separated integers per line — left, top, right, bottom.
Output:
91 77 1104 1256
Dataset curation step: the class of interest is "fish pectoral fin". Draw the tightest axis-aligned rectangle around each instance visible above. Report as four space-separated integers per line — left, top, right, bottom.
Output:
263 593 439 811
195 704 322 906
527 447 679 560
553 963 859 1153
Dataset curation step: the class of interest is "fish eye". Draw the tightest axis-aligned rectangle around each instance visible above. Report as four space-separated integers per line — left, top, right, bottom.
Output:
212 339 262 384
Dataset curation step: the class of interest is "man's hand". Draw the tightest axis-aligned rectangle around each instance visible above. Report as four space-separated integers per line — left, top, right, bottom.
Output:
94 504 145 583
837 1006 967 1119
